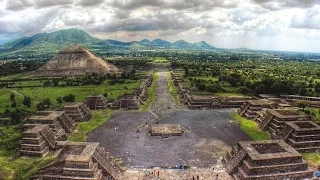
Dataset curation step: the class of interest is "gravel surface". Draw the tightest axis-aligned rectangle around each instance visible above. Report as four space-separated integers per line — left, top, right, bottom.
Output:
87 68 250 168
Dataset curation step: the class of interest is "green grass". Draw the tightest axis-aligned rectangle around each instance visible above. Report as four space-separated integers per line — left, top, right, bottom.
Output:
68 109 114 142
231 112 271 141
0 124 54 180
140 72 159 111
0 155 54 180
302 153 320 168
167 72 181 106
153 57 168 63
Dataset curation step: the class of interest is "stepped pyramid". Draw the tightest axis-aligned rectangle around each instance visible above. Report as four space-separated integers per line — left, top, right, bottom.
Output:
35 45 118 77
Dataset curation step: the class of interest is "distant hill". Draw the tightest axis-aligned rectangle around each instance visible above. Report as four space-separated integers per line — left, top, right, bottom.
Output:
3 29 98 50
0 28 218 59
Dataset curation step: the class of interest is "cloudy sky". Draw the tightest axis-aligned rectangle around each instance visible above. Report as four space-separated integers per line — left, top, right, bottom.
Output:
0 0 320 52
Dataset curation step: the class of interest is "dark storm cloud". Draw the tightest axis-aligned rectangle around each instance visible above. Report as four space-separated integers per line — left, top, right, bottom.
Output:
108 0 238 10
74 0 104 7
108 0 165 10
88 12 198 33
5 0 73 11
252 0 320 10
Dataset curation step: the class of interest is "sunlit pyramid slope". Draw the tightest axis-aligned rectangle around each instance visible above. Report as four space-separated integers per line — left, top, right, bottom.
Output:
35 45 118 77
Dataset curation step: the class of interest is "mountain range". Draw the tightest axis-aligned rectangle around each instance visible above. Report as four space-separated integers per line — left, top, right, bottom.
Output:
0 29 217 55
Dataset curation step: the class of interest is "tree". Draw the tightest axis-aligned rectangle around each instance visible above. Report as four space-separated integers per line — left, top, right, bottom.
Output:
52 79 59 87
10 93 15 101
315 82 320 94
63 94 75 102
36 102 46 111
43 80 51 87
11 109 21 125
296 100 308 110
4 109 11 117
42 98 52 108
56 97 63 104
11 100 16 107
23 96 31 107
103 93 108 97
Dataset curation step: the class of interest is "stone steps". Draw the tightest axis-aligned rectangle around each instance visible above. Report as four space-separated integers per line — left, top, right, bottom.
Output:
290 133 320 141
238 167 313 180
20 146 49 157
295 146 320 153
287 138 320 148
242 160 308 175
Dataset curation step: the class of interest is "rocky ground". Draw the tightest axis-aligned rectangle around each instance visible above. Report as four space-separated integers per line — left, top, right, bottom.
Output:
87 67 250 179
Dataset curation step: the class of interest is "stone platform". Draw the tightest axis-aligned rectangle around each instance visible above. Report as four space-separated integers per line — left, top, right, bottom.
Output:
32 141 123 180
85 95 108 110
20 124 56 157
224 140 313 180
150 124 183 137
63 102 92 122
276 121 320 152
238 99 275 119
24 111 76 141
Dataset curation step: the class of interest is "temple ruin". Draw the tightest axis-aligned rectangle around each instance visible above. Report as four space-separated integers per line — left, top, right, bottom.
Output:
34 45 118 77
20 124 56 157
258 109 310 136
110 76 152 110
224 140 313 180
84 95 109 110
24 111 76 141
238 99 276 119
32 141 123 180
63 102 92 122
150 124 183 137
275 121 320 152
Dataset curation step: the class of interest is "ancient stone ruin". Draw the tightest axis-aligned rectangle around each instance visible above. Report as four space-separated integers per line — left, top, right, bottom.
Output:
110 76 152 110
84 95 109 110
110 94 141 110
258 109 310 136
24 111 76 141
275 121 320 152
150 124 183 137
20 124 56 157
63 102 92 122
224 140 313 180
34 45 118 77
32 141 123 180
238 99 276 119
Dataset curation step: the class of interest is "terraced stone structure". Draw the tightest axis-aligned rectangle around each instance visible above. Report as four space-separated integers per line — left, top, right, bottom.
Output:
150 124 183 137
181 93 219 109
224 140 313 180
32 141 123 180
63 102 92 122
110 94 141 110
276 121 320 152
24 111 76 141
171 71 183 85
20 124 56 157
84 95 109 110
258 109 310 136
238 99 275 119
34 45 118 77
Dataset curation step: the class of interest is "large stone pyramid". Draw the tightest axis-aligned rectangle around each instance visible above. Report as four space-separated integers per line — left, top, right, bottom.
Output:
35 45 118 77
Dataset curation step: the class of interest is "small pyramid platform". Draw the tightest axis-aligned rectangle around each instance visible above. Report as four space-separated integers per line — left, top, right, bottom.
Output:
224 140 313 180
32 141 123 180
35 45 118 77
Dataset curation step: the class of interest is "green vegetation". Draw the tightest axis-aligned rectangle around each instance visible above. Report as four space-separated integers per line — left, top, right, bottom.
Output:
231 112 271 141
171 59 320 97
0 155 53 180
140 72 159 111
302 153 320 168
153 57 168 63
167 72 181 106
68 110 113 142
